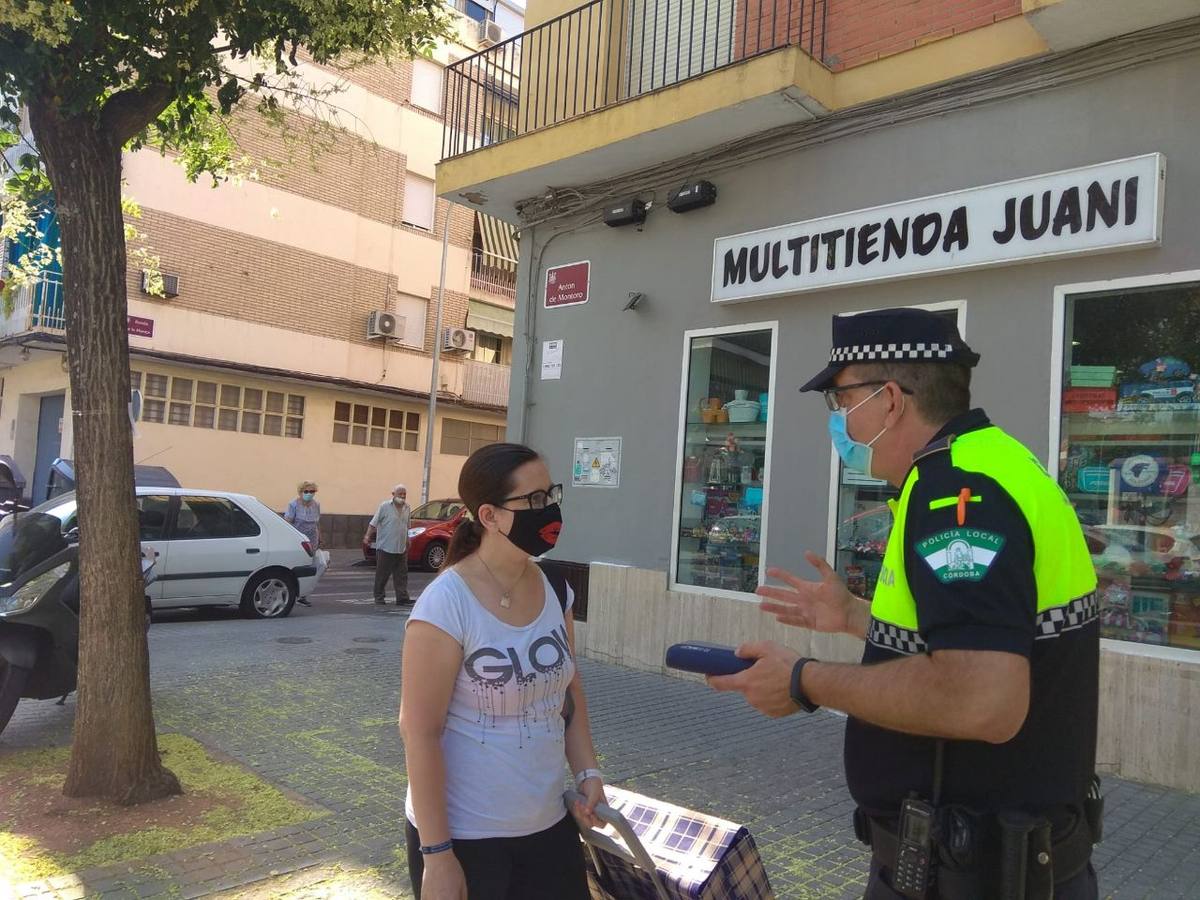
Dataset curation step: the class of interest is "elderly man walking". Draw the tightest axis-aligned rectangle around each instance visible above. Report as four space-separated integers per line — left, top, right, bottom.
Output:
366 484 412 606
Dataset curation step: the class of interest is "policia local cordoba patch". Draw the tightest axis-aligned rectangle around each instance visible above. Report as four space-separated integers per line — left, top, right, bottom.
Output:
916 528 1006 583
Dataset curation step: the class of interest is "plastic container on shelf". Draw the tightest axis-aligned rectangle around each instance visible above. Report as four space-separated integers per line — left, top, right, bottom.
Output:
724 399 761 423
1069 365 1117 387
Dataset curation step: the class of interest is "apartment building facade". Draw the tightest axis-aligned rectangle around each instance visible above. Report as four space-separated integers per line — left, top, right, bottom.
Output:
438 0 1200 789
0 1 524 521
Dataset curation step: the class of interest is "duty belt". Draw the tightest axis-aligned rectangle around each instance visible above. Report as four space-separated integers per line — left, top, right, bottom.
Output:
855 793 1102 900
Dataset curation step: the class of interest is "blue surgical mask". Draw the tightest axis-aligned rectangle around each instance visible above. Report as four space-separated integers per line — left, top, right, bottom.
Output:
302 492 315 502
828 385 890 478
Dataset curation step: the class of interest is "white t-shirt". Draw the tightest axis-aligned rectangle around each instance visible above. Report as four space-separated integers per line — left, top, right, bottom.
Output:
404 566 575 839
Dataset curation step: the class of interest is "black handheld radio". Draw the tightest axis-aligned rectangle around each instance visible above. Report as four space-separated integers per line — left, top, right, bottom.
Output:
893 796 936 899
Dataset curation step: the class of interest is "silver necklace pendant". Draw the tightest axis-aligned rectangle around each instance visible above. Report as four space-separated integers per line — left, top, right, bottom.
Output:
480 555 524 611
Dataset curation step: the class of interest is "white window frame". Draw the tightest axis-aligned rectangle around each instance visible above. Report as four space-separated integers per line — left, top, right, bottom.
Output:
1049 269 1200 662
403 174 436 231
411 59 444 114
823 299 968 565
668 320 779 601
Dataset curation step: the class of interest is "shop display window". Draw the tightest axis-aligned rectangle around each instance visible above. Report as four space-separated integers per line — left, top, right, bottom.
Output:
675 328 774 595
1059 282 1200 651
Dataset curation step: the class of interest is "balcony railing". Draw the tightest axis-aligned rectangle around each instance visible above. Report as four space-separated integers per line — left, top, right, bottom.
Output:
462 359 512 408
470 250 518 300
443 0 827 159
0 272 65 338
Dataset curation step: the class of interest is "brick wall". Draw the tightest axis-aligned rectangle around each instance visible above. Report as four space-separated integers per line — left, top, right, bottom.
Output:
822 0 1022 70
222 97 474 250
227 106 407 231
126 209 473 350
128 48 491 354
423 287 472 354
735 0 822 62
734 0 1022 70
296 48 416 109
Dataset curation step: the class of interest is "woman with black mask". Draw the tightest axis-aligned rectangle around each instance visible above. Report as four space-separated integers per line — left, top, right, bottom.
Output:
400 443 603 900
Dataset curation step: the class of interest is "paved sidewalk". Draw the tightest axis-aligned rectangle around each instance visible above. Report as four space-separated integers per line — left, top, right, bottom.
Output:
2 567 1198 898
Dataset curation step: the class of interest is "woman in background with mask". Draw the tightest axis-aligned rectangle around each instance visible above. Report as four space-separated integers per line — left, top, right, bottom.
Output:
400 443 602 900
284 481 321 607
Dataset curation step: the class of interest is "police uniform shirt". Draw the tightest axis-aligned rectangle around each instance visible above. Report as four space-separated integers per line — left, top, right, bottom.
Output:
844 409 1100 822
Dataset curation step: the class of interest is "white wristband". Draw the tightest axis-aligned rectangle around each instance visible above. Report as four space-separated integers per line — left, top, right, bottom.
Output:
574 768 602 787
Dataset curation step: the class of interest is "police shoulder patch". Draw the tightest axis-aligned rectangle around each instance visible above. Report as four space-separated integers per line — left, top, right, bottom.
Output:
915 527 1006 584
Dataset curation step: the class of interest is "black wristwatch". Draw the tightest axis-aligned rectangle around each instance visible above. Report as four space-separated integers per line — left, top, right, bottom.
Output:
790 657 820 713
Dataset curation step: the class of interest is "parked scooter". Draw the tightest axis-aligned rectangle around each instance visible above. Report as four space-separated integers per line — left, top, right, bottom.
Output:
0 510 155 736
0 499 31 521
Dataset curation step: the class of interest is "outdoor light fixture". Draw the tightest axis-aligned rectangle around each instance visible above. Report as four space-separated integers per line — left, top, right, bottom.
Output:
623 292 646 311
603 198 648 228
668 181 717 214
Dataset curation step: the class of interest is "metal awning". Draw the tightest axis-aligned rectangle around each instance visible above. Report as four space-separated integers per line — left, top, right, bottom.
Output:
466 299 514 339
476 213 518 272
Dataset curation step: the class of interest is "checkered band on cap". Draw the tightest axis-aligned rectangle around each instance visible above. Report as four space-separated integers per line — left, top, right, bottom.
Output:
868 618 928 656
829 342 954 364
1035 592 1099 640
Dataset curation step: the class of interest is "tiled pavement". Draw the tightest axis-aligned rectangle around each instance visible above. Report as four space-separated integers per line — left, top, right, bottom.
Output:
3 557 1198 899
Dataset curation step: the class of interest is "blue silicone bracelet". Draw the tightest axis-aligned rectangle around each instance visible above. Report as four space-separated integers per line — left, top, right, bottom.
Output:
419 840 454 855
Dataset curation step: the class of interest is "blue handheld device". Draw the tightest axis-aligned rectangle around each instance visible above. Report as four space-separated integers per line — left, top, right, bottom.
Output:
665 641 754 676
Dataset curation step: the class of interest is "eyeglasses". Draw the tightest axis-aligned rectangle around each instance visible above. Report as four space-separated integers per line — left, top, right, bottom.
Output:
501 483 563 511
823 381 912 412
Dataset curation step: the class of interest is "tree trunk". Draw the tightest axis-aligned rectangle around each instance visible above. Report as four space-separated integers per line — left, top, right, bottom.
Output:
28 97 181 805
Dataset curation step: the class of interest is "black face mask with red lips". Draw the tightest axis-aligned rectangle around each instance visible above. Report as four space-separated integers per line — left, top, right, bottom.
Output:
502 503 562 557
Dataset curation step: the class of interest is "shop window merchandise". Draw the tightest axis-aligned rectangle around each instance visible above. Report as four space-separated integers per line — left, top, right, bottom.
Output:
1059 282 1200 651
675 328 773 595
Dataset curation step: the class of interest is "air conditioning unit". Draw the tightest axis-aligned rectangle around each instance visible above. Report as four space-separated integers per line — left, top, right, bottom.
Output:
442 327 477 353
367 310 403 340
478 18 503 46
141 270 180 298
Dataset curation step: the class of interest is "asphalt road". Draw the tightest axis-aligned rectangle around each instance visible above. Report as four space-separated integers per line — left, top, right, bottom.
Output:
143 551 437 679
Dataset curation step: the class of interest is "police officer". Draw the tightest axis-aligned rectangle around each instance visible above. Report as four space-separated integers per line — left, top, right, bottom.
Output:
709 308 1102 899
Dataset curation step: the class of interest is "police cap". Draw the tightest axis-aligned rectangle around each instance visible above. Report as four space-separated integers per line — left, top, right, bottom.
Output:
799 307 981 393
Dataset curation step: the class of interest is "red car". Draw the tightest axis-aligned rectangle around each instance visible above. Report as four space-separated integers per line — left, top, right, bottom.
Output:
362 498 466 571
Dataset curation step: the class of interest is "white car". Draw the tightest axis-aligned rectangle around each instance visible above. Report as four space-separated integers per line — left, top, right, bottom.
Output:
31 488 322 619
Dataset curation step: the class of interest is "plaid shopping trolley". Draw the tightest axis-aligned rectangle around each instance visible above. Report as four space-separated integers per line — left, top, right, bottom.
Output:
565 786 775 900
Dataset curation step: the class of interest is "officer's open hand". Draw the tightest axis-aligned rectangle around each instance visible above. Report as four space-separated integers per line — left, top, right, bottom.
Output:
707 641 801 718
757 554 864 637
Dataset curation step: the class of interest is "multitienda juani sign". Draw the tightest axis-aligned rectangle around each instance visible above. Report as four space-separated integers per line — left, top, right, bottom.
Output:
712 154 1164 303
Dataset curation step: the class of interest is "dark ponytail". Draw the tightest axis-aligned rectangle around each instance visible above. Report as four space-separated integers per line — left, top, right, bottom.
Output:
445 518 483 568
443 442 541 568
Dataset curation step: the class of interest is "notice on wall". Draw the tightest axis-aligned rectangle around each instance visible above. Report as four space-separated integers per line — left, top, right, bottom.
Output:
572 437 621 488
541 339 564 380
712 153 1165 303
545 261 590 308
